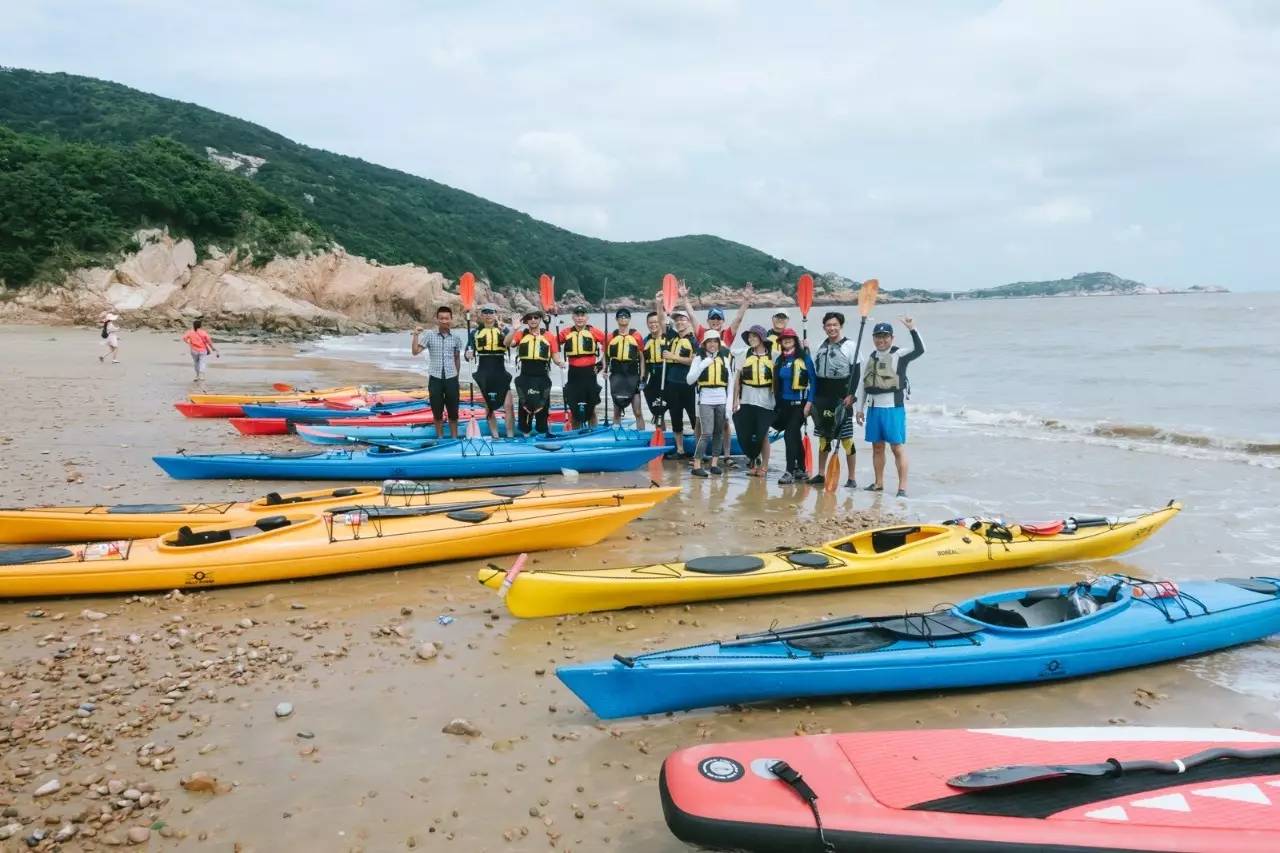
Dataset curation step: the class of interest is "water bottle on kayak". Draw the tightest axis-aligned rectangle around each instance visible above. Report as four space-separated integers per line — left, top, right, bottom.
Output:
82 541 124 560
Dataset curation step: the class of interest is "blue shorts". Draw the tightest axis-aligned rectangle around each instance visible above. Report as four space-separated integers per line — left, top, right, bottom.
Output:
865 406 906 445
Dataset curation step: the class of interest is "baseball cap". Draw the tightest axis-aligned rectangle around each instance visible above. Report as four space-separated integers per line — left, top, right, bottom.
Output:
521 310 544 322
572 305 589 315
707 307 726 320
872 322 894 336
480 303 498 314
772 310 790 320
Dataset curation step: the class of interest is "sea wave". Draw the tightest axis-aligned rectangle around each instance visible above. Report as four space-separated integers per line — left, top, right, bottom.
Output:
914 404 1280 467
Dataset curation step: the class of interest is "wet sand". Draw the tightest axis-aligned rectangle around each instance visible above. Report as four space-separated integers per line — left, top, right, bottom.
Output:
1 324 1277 851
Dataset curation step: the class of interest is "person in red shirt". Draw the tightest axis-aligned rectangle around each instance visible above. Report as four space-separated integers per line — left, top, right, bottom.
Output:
677 281 752 346
558 306 606 429
181 319 219 385
505 311 564 436
605 307 646 429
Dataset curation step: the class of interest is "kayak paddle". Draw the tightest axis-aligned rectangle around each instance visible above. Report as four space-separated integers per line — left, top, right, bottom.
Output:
539 273 565 425
459 271 479 437
948 746 1280 790
824 277 880 491
272 382 295 393
601 276 610 426
796 274 815 476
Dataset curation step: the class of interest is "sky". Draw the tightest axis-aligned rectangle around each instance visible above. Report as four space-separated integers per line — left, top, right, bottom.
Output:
4 0 1280 291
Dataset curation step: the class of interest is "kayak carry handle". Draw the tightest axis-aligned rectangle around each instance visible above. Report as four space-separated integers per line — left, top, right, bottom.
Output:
613 654 636 668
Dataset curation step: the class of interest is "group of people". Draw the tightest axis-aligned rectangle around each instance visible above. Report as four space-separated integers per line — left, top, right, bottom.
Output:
96 312 220 385
411 284 924 496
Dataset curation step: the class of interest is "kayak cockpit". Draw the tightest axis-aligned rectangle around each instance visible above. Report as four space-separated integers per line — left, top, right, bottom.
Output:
961 582 1127 630
828 525 951 556
160 514 315 548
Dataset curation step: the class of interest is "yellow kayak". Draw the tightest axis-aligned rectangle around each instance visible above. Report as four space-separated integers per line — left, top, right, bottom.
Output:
0 496 665 598
186 387 427 405
479 502 1182 618
0 483 679 543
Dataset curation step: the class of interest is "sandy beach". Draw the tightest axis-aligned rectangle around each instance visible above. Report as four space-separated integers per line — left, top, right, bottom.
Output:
1 322 1277 852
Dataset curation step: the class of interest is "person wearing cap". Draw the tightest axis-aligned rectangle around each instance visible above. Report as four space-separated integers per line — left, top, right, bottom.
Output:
773 327 815 484
685 329 735 477
412 305 465 438
606 307 646 429
465 303 515 438
808 311 861 487
558 306 606 429
734 324 776 477
765 310 790 358
658 309 698 455
856 317 923 497
506 311 564 436
677 280 752 346
98 311 121 364
182 318 219 385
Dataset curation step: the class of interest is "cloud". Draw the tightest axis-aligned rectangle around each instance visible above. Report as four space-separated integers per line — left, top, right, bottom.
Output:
510 131 618 197
1023 198 1094 226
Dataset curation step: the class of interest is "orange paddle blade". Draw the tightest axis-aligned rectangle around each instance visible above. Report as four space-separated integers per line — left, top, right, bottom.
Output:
271 383 294 393
649 426 666 448
539 274 554 311
661 274 679 313
824 446 841 492
796 274 814 318
802 433 814 475
858 278 880 317
459 272 476 311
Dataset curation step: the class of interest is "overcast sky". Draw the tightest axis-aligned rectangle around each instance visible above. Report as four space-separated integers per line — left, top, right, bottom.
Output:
5 1 1280 291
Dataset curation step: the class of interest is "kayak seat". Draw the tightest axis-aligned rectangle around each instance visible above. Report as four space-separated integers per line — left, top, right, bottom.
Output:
0 546 75 565
491 486 533 498
871 526 921 553
264 492 285 505
968 592 1113 629
447 510 491 523
685 555 767 575
254 516 291 532
332 488 359 498
785 551 832 568
105 504 185 514
1219 577 1280 596
174 526 233 547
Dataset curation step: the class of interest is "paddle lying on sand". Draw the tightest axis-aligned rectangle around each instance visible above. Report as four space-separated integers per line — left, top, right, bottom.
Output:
796 273 815 476
947 746 1280 790
460 271 481 439
823 277 879 492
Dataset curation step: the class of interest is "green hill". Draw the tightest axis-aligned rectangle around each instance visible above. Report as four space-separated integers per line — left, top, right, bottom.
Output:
965 271 1149 299
0 67 806 299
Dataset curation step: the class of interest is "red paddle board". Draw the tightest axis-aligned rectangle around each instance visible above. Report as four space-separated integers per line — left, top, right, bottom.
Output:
662 727 1280 852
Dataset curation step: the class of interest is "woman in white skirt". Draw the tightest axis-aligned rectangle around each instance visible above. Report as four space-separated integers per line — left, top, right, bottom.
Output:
686 329 735 477
98 312 120 364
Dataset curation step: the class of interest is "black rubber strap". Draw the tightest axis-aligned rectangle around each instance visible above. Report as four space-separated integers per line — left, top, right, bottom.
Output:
768 761 835 852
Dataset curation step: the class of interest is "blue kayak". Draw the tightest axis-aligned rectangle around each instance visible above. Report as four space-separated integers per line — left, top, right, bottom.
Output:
154 438 667 480
297 423 754 455
558 575 1280 719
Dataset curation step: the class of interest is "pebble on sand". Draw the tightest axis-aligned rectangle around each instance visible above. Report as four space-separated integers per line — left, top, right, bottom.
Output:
416 642 439 661
442 719 482 737
275 702 294 718
33 778 61 797
127 826 151 844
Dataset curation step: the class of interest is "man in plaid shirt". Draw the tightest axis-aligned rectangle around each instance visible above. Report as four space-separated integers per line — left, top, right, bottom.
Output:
411 305 464 438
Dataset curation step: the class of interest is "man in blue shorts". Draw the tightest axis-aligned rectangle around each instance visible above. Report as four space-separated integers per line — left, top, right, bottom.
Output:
856 317 923 497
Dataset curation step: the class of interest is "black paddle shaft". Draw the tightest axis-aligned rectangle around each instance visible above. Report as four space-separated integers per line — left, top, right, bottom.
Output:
949 746 1280 790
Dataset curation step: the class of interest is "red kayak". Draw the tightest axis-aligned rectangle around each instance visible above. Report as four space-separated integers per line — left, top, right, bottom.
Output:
230 407 569 435
662 727 1280 852
175 402 245 418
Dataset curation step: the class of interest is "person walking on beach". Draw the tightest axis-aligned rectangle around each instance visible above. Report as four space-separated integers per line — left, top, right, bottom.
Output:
466 304 515 438
98 312 120 364
606 308 646 429
558 306 606 429
507 311 564 436
411 305 464 439
857 317 924 497
773 328 815 484
687 329 733 477
734 325 776 477
182 319 219 385
809 311 860 488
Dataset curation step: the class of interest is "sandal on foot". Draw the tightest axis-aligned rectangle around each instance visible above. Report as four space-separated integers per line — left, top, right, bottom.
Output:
896 489 907 498
864 483 883 492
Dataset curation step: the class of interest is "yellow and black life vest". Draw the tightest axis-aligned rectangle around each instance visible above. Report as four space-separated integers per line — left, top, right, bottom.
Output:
782 354 810 391
766 329 783 359
473 326 506 356
643 334 665 364
563 327 599 358
740 353 775 387
667 335 695 361
696 353 730 388
517 333 552 362
607 332 639 363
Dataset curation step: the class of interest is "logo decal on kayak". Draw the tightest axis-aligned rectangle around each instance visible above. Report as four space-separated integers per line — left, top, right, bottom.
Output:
185 571 215 586
698 757 744 782
1039 658 1064 677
